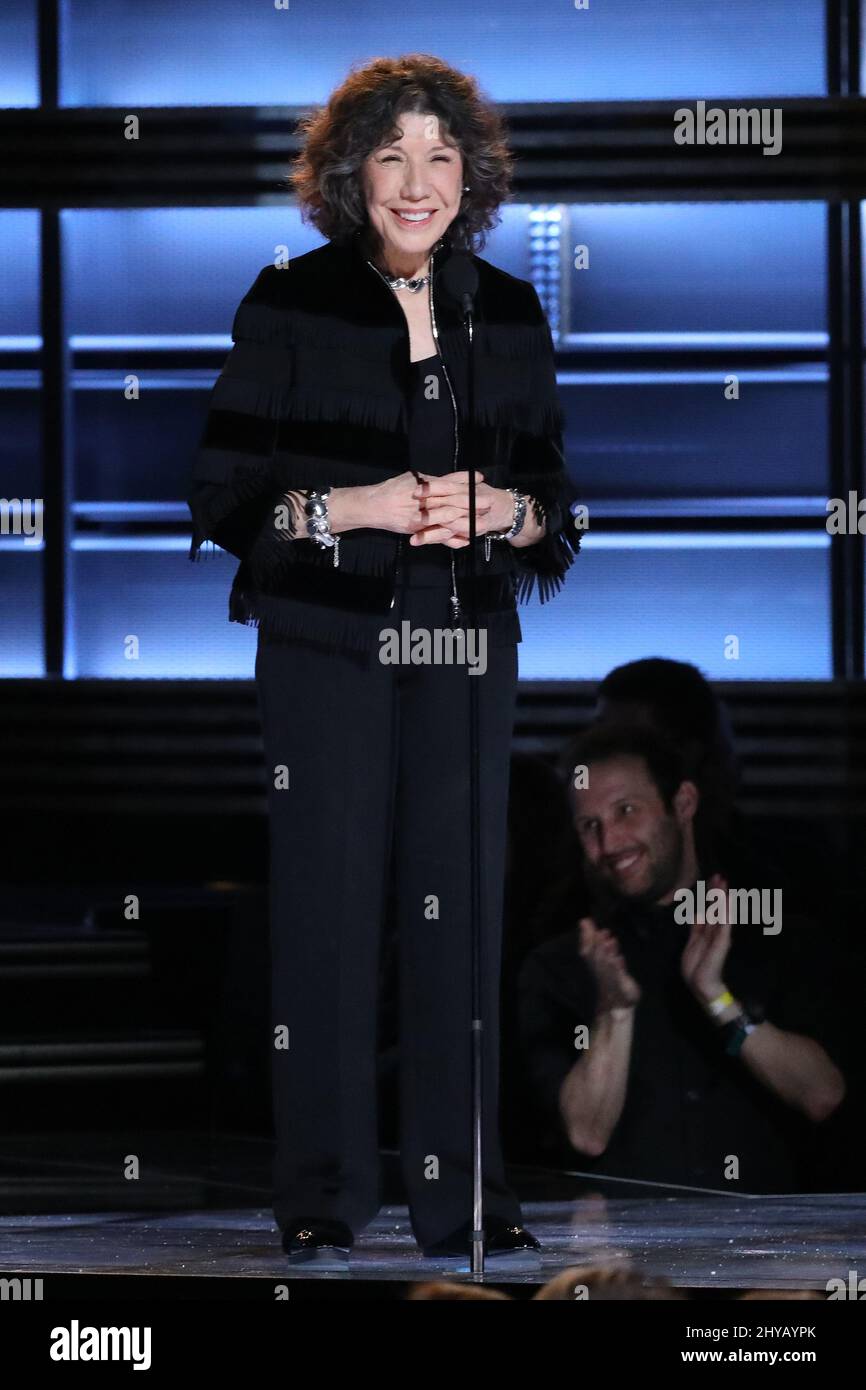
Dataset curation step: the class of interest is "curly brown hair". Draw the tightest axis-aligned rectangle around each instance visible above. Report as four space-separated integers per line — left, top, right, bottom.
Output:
288 54 513 258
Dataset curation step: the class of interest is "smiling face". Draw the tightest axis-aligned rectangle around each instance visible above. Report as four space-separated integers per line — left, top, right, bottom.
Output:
360 110 464 277
572 755 698 907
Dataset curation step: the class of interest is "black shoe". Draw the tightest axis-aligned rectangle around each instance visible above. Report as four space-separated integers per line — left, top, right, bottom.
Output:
421 1215 541 1260
281 1218 354 1266
486 1218 542 1257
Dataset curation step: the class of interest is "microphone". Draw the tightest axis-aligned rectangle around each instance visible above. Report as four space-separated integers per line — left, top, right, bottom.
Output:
440 253 479 319
440 246 485 1276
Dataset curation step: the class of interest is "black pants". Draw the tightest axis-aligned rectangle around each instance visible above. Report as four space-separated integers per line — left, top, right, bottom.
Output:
254 562 523 1246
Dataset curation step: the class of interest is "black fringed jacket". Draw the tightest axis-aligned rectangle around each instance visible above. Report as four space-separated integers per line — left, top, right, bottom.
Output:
187 231 580 657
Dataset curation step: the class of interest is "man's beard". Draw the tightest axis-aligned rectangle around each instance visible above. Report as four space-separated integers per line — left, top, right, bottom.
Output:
588 820 685 911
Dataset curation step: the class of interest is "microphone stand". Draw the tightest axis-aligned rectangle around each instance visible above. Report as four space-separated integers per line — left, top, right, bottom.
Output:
457 288 485 1278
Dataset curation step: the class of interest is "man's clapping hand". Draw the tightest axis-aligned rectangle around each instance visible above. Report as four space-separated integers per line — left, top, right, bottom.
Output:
680 872 733 1006
578 917 641 1015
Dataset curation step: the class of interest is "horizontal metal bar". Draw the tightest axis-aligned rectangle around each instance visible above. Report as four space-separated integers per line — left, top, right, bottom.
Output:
1 99 864 205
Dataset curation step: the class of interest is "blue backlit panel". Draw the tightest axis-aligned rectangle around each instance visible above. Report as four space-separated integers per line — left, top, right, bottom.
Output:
0 549 43 676
70 534 831 681
565 204 826 343
72 547 257 679
517 533 831 681
563 369 828 497
57 0 826 107
65 208 322 337
0 208 41 673
0 392 42 498
484 205 543 281
75 386 207 503
0 0 38 109
0 211 40 339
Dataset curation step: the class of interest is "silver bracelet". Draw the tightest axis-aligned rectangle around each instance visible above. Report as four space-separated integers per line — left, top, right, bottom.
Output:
303 487 340 567
484 488 528 561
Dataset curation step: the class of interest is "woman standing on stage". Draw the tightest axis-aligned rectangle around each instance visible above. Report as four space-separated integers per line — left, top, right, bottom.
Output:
187 53 579 1263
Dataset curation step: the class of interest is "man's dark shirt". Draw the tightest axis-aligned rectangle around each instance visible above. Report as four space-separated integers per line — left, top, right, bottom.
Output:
517 888 841 1193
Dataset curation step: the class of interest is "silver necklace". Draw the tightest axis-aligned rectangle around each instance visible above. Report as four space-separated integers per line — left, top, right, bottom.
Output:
383 272 430 294
380 267 430 293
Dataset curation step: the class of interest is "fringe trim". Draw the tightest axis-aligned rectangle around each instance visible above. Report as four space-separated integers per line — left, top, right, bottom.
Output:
194 443 393 496
230 586 390 661
214 379 560 439
472 395 564 435
189 535 219 562
187 465 286 563
439 319 555 362
248 528 399 592
212 373 407 433
505 456 583 604
509 465 579 524
270 455 402 489
233 300 384 355
233 299 553 364
511 528 580 605
191 447 272 486
230 584 522 657
228 306 561 435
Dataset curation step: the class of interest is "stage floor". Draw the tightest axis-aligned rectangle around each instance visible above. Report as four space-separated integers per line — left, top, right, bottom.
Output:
2 1195 863 1291
0 1132 862 1293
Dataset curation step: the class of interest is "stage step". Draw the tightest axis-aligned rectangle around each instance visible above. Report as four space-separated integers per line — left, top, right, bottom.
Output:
0 893 241 1129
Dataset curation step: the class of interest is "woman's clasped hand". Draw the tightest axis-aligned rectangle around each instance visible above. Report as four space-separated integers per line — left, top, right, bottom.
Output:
365 470 515 548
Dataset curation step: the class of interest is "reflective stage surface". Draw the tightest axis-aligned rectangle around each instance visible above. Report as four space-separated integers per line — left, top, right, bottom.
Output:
0 1133 862 1292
